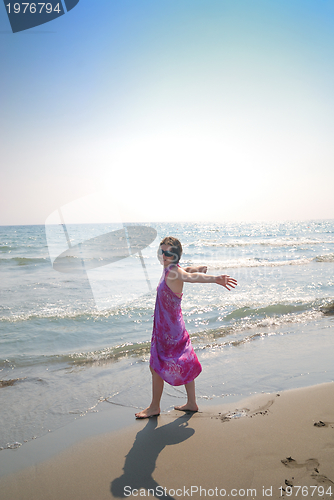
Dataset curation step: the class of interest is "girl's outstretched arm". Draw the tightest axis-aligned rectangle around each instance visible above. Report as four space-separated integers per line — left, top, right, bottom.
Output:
176 266 237 291
184 265 207 274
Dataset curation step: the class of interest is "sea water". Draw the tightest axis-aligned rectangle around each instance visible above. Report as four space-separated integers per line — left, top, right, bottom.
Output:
0 220 334 449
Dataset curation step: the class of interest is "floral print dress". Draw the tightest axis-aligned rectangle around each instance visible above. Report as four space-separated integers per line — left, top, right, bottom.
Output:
150 265 202 386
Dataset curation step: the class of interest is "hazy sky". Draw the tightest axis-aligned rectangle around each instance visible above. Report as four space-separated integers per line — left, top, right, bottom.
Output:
1 0 334 225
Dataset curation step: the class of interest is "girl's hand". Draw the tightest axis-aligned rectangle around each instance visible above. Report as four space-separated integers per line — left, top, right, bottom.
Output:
215 275 237 290
197 265 207 273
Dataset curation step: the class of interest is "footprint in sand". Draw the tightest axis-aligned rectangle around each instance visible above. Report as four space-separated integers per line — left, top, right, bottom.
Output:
281 457 334 488
314 421 334 428
219 398 275 421
310 473 334 486
281 457 319 471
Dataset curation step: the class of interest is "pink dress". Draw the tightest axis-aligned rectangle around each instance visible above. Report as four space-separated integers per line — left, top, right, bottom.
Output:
150 264 202 386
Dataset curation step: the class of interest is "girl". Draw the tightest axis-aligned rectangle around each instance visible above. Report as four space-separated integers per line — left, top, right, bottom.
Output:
135 236 237 419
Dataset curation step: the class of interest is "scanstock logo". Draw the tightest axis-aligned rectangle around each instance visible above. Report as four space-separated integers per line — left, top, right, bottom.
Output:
3 0 80 33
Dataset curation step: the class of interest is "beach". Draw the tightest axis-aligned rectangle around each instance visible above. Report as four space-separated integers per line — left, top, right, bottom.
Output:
1 220 334 450
1 382 333 500
1 220 334 498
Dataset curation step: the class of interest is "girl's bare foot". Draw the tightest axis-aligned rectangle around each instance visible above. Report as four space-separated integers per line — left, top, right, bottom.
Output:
174 403 198 412
135 405 160 419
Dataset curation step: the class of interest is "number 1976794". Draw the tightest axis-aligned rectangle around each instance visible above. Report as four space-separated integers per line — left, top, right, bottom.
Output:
279 485 332 497
6 3 61 14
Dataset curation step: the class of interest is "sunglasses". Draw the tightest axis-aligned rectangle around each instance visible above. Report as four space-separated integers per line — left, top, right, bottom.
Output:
159 248 175 258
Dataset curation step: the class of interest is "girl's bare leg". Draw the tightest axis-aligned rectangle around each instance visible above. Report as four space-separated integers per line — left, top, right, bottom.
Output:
174 380 198 412
135 367 163 418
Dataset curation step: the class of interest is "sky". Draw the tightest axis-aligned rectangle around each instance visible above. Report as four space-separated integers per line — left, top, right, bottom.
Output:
1 0 334 225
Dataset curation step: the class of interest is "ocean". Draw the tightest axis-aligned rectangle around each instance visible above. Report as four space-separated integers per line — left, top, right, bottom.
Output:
1 220 334 450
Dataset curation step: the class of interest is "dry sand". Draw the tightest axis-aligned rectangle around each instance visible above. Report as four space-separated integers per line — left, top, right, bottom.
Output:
0 382 333 500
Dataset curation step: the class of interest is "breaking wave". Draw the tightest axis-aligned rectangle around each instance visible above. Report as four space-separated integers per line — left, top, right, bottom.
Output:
0 257 49 266
1 299 329 370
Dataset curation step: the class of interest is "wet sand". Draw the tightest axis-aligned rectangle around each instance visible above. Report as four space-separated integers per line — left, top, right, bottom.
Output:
0 382 333 500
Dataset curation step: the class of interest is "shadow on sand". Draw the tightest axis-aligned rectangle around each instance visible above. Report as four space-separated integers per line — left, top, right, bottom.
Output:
111 413 195 499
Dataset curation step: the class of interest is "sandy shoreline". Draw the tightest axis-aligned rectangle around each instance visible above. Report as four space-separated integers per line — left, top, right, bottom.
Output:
0 382 333 500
